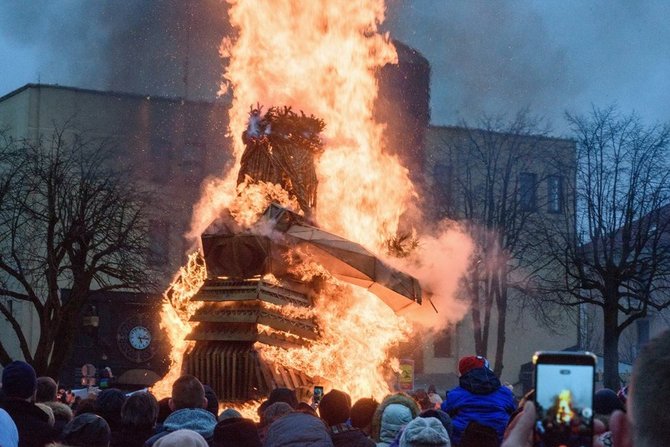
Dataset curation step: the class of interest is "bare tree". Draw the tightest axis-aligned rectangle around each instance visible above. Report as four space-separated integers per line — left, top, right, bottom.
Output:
537 106 670 389
0 127 155 377
433 110 568 375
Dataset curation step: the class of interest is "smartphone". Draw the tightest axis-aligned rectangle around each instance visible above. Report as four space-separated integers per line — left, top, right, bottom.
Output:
533 351 596 447
313 385 324 407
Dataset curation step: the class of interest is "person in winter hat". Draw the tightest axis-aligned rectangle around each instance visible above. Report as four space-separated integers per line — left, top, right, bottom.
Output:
153 429 208 447
371 393 421 447
441 355 515 445
399 417 450 447
0 360 59 447
61 413 111 447
318 389 375 447
419 409 453 440
257 401 294 443
144 375 216 446
351 398 379 436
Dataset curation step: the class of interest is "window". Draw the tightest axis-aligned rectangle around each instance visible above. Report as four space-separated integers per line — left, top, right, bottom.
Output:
148 220 170 266
433 327 453 358
547 175 563 213
519 172 537 211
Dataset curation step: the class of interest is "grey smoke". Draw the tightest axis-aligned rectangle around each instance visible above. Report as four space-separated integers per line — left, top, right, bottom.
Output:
0 0 229 100
1 1 669 135
385 0 670 134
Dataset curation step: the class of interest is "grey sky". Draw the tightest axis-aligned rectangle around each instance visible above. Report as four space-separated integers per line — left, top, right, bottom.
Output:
1 1 668 137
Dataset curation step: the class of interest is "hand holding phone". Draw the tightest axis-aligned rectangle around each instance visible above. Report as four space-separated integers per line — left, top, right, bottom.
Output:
533 351 596 447
312 385 324 408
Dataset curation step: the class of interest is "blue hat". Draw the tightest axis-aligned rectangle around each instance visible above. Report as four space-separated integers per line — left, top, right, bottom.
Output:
1 361 37 399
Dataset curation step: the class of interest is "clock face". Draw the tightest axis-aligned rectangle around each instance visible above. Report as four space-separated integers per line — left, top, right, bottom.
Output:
128 326 152 350
117 315 157 363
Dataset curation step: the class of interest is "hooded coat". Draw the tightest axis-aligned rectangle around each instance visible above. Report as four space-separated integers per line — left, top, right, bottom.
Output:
370 394 421 447
144 408 216 446
262 412 333 447
441 367 515 445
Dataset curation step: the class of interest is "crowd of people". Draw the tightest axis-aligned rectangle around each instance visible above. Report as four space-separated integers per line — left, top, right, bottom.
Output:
0 328 667 447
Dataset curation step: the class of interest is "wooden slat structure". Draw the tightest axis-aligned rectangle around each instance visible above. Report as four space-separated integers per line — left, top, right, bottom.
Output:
184 277 317 401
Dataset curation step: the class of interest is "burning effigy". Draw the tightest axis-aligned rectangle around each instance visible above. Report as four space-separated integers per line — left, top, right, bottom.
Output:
152 0 472 406
167 107 422 402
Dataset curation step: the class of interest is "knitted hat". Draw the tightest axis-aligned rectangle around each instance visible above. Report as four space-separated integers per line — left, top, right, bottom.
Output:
213 417 262 447
61 413 111 447
218 407 242 422
594 388 625 415
350 397 378 429
399 416 451 447
154 429 208 447
420 409 454 440
458 356 488 376
1 360 37 399
318 389 351 426
261 402 294 426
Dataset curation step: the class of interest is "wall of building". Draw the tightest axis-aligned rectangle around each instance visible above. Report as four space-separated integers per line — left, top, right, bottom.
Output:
0 84 232 365
417 125 579 394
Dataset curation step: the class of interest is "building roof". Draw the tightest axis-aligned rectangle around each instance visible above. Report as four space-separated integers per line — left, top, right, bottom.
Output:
0 83 229 107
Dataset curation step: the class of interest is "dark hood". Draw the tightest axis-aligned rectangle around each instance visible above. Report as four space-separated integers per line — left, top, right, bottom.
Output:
458 367 501 395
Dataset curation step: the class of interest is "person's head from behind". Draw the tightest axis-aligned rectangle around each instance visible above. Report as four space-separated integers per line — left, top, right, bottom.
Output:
318 389 351 426
95 388 126 430
594 388 625 429
350 397 378 433
628 329 670 447
121 392 158 430
36 376 58 402
267 387 299 409
1 360 37 401
170 375 206 411
61 413 111 447
203 385 219 416
157 397 173 423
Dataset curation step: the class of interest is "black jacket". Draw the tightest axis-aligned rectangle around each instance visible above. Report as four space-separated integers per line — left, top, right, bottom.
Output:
1 398 59 447
331 428 375 447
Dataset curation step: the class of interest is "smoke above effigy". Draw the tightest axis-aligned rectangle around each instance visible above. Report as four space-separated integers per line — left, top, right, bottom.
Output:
152 0 472 403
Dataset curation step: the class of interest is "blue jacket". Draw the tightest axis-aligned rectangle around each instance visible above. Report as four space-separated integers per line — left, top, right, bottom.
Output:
441 367 516 445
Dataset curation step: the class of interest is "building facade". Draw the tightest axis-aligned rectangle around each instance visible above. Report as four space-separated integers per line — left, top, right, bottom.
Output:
0 84 231 375
414 125 579 392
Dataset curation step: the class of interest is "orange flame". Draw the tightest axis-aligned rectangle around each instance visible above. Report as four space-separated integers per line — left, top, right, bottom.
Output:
158 0 472 403
556 389 575 424
152 253 207 399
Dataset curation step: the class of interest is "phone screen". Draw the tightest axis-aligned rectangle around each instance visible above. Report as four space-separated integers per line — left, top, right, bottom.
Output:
535 358 594 447
313 386 324 405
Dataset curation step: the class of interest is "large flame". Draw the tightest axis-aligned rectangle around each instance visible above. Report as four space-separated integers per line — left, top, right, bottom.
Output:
152 253 207 397
155 0 471 402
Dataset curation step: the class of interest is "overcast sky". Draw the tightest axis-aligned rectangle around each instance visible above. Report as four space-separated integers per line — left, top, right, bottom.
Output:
1 1 668 137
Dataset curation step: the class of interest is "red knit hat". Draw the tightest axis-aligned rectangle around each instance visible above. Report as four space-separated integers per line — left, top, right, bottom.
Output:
458 355 488 375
